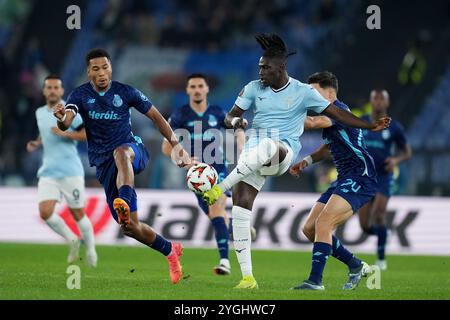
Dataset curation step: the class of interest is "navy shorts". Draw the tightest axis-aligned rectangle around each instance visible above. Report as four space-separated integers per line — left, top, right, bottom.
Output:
318 175 377 213
96 141 150 222
375 172 394 197
195 164 231 215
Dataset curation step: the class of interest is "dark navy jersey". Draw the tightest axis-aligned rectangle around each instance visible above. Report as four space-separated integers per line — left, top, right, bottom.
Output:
168 104 227 165
322 100 376 178
66 81 152 167
361 115 407 175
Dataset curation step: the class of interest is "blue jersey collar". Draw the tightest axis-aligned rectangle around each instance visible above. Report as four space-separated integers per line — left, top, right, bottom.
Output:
90 80 112 96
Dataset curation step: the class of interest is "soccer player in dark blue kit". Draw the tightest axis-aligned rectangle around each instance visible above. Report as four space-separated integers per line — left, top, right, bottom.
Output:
359 89 412 270
53 48 192 284
162 74 246 275
289 71 388 290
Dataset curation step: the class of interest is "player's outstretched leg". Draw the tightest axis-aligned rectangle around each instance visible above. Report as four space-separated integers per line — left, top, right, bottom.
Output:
232 182 259 289
208 195 231 275
70 208 98 267
121 210 184 284
39 200 80 264
293 195 365 291
359 195 388 270
303 202 367 289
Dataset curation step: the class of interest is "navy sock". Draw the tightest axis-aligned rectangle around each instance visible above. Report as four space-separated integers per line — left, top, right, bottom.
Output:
118 185 133 206
367 225 378 235
377 226 387 260
211 217 229 260
151 234 172 256
331 236 361 270
308 242 332 285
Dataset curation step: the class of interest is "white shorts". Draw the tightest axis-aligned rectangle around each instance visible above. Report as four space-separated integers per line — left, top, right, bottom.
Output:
38 176 86 209
240 140 294 191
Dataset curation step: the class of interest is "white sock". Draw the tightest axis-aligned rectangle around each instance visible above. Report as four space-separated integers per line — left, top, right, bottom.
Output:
219 138 278 192
45 214 78 242
232 206 253 277
76 215 96 252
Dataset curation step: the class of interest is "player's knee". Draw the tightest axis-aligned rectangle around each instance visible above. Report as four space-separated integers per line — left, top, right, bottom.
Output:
234 195 253 211
113 146 131 163
302 224 315 242
374 214 386 226
69 208 85 221
315 213 333 232
39 209 53 220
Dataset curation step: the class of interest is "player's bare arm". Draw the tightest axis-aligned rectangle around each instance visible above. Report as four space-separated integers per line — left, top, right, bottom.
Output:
53 103 76 131
51 127 87 141
289 144 330 177
304 116 333 130
322 104 391 131
385 144 413 172
224 105 248 129
145 106 191 168
26 135 42 153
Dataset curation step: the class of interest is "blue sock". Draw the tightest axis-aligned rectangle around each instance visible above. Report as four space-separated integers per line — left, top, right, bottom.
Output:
367 225 378 235
118 185 133 206
308 242 332 285
331 236 362 270
211 217 229 260
151 234 172 256
377 226 387 260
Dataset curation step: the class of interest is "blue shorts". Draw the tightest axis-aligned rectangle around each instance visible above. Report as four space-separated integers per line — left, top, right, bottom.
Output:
318 175 377 213
95 141 150 222
195 164 231 215
375 172 394 197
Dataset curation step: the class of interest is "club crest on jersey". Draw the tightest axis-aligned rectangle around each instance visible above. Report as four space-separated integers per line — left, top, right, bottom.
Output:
382 129 390 140
285 97 294 108
113 94 123 107
208 115 217 127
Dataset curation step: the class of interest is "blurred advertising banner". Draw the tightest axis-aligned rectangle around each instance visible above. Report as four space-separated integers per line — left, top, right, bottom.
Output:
1 188 449 255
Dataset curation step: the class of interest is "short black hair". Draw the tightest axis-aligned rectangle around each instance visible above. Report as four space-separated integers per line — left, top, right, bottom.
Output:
186 73 208 84
85 48 111 66
43 74 63 87
307 71 339 93
255 33 297 61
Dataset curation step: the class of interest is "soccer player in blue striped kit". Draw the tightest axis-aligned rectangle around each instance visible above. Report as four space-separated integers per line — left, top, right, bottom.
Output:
53 48 192 284
290 71 386 290
359 89 412 270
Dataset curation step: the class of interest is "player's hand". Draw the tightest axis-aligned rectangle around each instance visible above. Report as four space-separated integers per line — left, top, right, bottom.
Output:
371 116 391 132
51 126 68 137
231 117 248 130
289 160 309 178
172 146 194 168
52 103 66 120
26 140 40 153
384 157 398 172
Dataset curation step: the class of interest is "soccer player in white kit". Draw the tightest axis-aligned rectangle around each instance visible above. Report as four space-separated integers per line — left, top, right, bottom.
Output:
202 34 391 289
26 75 97 267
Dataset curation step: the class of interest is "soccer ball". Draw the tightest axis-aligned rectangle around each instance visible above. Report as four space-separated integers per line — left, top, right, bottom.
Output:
186 163 218 194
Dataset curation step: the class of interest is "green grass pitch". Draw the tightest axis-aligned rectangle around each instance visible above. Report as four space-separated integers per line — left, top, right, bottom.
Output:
1 242 449 300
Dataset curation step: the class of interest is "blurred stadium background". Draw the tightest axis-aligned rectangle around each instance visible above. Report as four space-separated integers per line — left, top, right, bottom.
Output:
1 0 450 275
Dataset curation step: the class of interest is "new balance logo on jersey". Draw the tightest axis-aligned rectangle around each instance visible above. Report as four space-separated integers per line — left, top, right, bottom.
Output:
87 98 96 104
88 110 120 120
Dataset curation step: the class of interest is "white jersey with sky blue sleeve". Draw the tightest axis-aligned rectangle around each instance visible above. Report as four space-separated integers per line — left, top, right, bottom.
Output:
36 104 84 178
234 77 330 157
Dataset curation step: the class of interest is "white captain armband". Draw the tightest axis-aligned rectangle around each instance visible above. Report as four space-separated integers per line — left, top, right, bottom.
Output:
65 104 79 116
303 155 313 167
